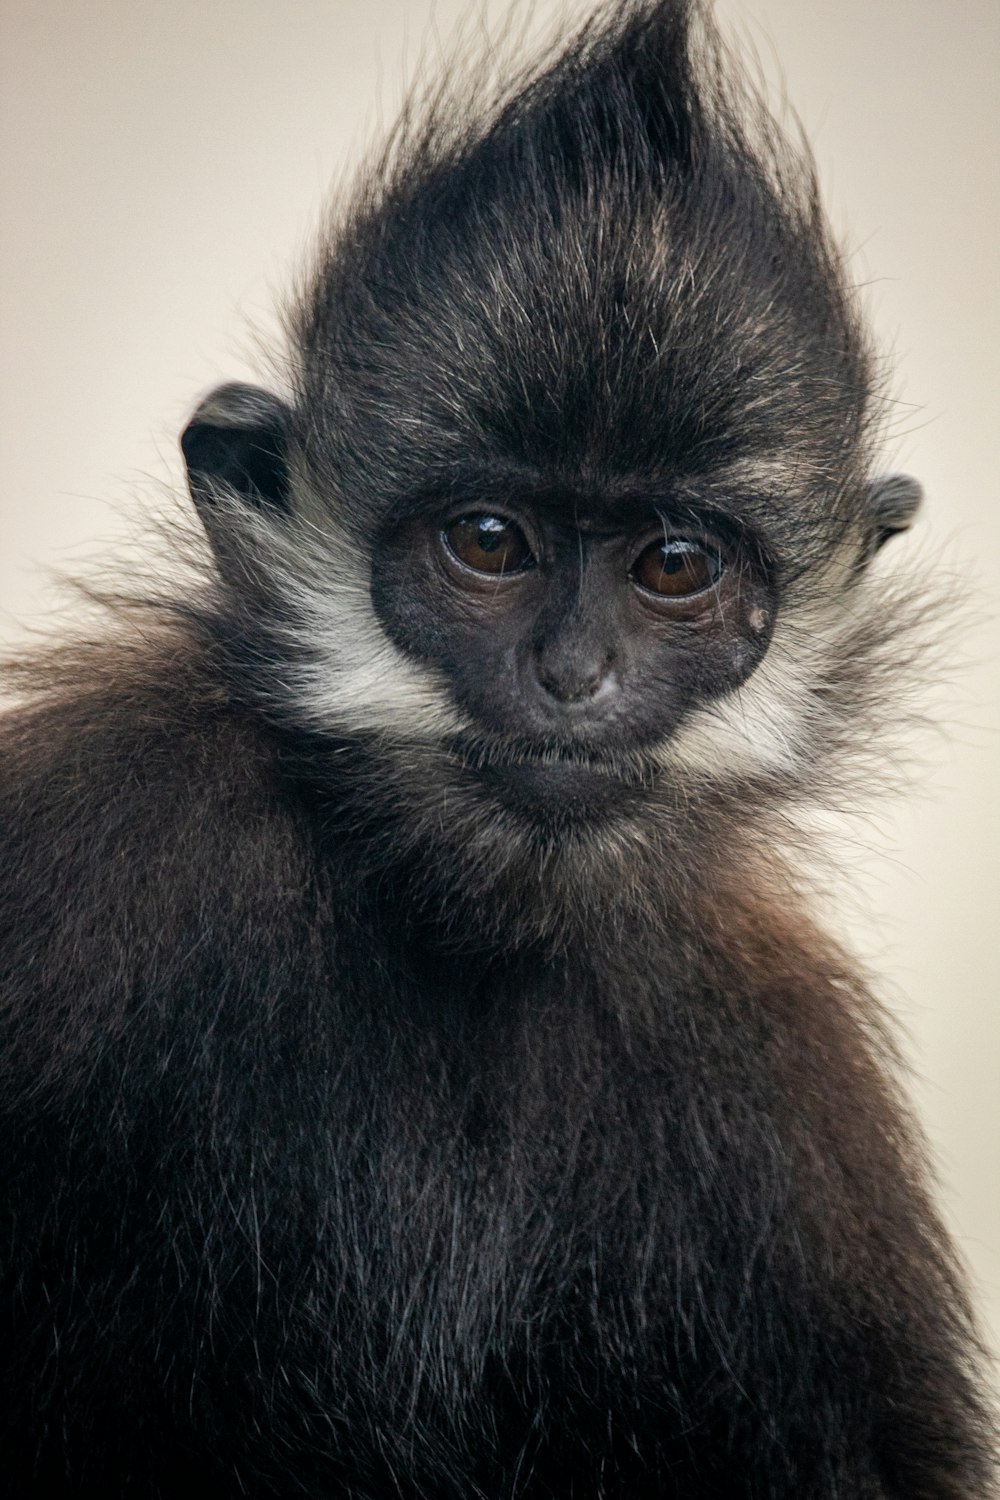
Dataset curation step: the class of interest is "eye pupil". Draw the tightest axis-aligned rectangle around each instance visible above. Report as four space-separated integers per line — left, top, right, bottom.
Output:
633 539 720 598
476 518 506 552
444 514 534 575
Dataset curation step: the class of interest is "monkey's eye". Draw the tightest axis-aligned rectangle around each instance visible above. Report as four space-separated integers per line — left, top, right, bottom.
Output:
442 514 535 575
631 538 722 598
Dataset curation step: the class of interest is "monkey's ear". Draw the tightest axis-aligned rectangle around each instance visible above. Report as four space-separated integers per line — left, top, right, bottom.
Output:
865 473 923 550
180 384 293 537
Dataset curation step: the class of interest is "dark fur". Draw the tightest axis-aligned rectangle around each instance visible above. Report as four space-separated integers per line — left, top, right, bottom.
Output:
1 3 994 1495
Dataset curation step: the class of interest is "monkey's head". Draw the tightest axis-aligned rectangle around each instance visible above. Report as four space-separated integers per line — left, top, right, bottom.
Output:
181 2 922 874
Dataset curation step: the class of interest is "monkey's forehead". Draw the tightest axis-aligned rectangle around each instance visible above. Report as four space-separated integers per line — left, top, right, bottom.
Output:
304 178 865 430
296 190 871 539
289 2 877 561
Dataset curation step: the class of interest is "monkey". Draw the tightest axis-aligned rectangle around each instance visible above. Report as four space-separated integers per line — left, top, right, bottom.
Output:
0 1 995 1495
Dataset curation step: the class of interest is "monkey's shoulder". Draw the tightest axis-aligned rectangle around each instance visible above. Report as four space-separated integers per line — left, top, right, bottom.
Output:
0 632 295 858
0 635 323 1089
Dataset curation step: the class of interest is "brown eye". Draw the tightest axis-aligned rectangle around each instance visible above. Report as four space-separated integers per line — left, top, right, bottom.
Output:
632 538 722 598
443 514 534 575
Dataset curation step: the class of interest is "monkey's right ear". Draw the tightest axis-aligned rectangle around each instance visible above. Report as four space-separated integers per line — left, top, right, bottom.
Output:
180 384 293 544
865 473 924 550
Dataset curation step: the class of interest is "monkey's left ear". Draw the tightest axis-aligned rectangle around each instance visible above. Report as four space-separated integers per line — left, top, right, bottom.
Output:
865 473 923 550
181 383 293 549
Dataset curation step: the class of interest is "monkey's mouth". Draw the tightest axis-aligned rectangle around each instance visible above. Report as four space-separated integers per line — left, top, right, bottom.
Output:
447 734 658 816
451 734 651 778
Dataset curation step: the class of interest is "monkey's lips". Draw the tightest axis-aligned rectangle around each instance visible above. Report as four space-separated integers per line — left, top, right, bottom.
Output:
448 735 656 821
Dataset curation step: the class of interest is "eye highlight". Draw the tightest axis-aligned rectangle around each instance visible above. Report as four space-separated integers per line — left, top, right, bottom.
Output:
443 514 535 575
631 538 722 598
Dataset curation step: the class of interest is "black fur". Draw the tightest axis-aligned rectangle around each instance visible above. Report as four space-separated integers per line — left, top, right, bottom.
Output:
1 3 994 1496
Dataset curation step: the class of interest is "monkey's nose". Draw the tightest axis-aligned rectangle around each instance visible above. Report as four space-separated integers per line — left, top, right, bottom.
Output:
533 649 616 706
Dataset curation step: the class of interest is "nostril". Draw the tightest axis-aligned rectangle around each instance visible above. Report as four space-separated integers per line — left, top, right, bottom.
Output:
536 654 615 705
546 675 600 703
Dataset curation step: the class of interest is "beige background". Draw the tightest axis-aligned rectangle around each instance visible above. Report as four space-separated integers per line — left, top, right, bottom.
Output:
2 0 998 1387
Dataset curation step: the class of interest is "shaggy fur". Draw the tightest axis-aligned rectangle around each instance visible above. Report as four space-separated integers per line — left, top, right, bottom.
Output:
1 2 994 1495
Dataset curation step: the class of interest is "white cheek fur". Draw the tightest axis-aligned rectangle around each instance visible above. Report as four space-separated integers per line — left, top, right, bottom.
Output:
657 601 846 781
287 580 464 741
246 493 466 742
658 537 895 789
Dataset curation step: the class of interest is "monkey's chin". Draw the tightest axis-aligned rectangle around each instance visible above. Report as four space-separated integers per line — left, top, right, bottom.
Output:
454 745 652 827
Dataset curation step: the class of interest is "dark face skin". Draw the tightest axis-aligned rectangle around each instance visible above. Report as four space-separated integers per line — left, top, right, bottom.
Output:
372 481 775 815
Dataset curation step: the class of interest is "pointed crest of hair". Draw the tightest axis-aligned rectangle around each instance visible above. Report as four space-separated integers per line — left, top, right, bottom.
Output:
292 0 872 556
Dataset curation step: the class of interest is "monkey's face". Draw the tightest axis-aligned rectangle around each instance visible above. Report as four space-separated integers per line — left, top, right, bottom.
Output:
369 484 774 817
183 381 922 838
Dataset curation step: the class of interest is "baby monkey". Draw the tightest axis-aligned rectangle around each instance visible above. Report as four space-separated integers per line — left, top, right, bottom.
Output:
0 1 994 1496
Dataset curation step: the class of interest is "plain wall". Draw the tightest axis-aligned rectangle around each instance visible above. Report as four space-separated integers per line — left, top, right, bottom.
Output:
1 0 998 1385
